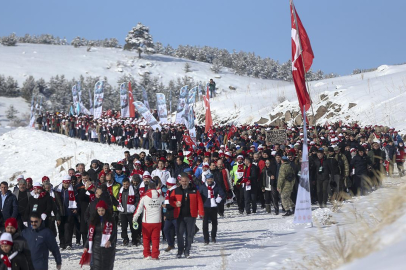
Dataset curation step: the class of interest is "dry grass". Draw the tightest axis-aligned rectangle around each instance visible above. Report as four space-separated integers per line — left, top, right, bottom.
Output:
297 181 406 270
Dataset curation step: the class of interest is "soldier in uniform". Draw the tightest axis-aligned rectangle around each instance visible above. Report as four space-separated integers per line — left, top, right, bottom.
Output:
277 156 296 216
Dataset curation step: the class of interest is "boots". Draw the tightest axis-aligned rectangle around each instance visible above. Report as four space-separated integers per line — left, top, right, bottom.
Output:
265 204 271 213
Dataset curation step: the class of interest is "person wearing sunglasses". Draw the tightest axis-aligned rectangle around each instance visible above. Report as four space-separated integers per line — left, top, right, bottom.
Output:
22 212 62 270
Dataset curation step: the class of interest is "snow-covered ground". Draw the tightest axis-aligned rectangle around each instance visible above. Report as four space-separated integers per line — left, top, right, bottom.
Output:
1 128 405 270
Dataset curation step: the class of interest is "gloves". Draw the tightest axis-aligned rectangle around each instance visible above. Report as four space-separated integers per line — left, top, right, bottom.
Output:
41 214 47 220
133 221 139 230
23 222 28 227
215 196 222 204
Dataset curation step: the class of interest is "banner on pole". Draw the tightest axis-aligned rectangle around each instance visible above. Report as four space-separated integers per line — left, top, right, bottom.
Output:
175 85 188 124
133 101 161 131
93 81 105 119
141 85 150 110
156 93 168 124
266 129 287 144
293 107 312 224
120 83 130 118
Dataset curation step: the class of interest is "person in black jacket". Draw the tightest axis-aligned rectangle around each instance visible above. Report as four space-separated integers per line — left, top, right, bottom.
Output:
0 182 18 230
3 217 34 270
12 179 31 232
0 232 30 270
87 159 102 183
312 150 331 208
75 172 91 246
84 200 117 270
326 147 341 200
238 157 259 214
261 158 278 214
174 157 189 178
24 183 53 226
368 142 385 187
350 146 372 196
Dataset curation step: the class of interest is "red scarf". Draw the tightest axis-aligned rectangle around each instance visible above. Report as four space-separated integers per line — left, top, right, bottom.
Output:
1 252 18 270
242 164 252 189
221 168 230 192
86 185 96 202
88 221 113 254
55 184 77 208
118 186 135 213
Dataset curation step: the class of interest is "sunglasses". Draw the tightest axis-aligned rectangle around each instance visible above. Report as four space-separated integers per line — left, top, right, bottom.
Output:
30 220 39 224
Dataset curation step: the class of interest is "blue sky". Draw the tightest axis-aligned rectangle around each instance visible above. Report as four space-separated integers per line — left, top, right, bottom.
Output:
0 0 404 75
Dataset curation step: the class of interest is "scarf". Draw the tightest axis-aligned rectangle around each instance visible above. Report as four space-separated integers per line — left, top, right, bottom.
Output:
139 181 147 197
31 191 47 199
86 184 96 202
106 182 113 195
88 220 113 254
201 170 210 183
55 184 77 208
206 182 217 207
235 163 244 186
164 185 176 204
118 186 136 213
48 190 56 216
1 252 18 270
221 168 230 192
243 164 252 191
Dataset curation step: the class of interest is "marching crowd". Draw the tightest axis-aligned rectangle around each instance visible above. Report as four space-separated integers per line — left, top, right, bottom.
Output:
1 118 405 269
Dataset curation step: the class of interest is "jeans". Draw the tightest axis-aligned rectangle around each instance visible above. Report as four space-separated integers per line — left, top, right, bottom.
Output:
177 216 196 255
162 142 168 150
133 138 140 148
154 140 161 150
163 219 177 247
142 138 149 149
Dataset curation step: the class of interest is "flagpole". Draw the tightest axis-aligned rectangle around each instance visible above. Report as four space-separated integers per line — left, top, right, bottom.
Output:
290 0 316 124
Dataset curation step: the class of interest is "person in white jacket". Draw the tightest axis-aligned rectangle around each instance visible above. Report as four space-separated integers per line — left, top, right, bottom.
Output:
132 181 164 260
151 158 171 186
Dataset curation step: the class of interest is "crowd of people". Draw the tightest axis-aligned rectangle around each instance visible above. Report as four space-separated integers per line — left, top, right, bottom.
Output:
1 117 405 269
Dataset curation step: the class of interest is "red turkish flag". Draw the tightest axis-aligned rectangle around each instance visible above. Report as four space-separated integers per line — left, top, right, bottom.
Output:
128 82 135 118
183 134 196 148
291 1 313 115
204 83 213 133
227 125 237 140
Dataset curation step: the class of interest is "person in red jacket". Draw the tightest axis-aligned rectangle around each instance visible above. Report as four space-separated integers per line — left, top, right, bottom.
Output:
395 142 405 177
169 173 204 259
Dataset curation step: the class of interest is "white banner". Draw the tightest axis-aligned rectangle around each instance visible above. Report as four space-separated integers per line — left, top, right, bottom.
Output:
156 93 168 124
141 85 150 110
175 85 188 124
93 81 105 119
120 83 130 118
133 101 161 131
294 108 313 224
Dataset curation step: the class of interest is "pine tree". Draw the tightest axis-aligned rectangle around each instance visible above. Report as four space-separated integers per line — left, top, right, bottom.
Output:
1 33 17 46
21 76 36 101
124 23 155 58
184 63 191 73
210 58 222 73
6 105 18 120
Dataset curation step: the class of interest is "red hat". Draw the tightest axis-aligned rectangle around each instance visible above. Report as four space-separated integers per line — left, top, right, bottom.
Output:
204 152 211 157
26 178 33 183
96 200 108 210
4 218 18 229
159 157 167 162
42 176 50 183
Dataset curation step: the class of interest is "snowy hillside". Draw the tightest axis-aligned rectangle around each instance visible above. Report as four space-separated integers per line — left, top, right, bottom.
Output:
0 96 30 135
198 64 406 134
0 127 405 270
1 44 406 134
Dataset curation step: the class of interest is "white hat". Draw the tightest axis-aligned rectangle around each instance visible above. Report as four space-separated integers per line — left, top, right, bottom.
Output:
167 177 176 185
0 233 13 246
17 175 24 180
33 182 42 189
142 171 151 179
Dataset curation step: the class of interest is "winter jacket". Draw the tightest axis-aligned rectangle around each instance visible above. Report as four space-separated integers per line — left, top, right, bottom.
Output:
277 163 296 192
13 189 31 221
261 162 278 189
169 184 204 219
174 162 189 178
75 182 90 233
230 162 246 185
210 169 226 192
87 167 102 183
84 192 113 224
199 182 226 208
21 222 61 270
132 189 164 224
368 148 385 170
0 191 18 221
312 157 331 182
24 192 53 221
8 232 34 270
151 169 171 186
84 219 117 270
0 250 29 270
351 154 372 176
114 172 126 185
385 144 397 161
106 182 121 212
